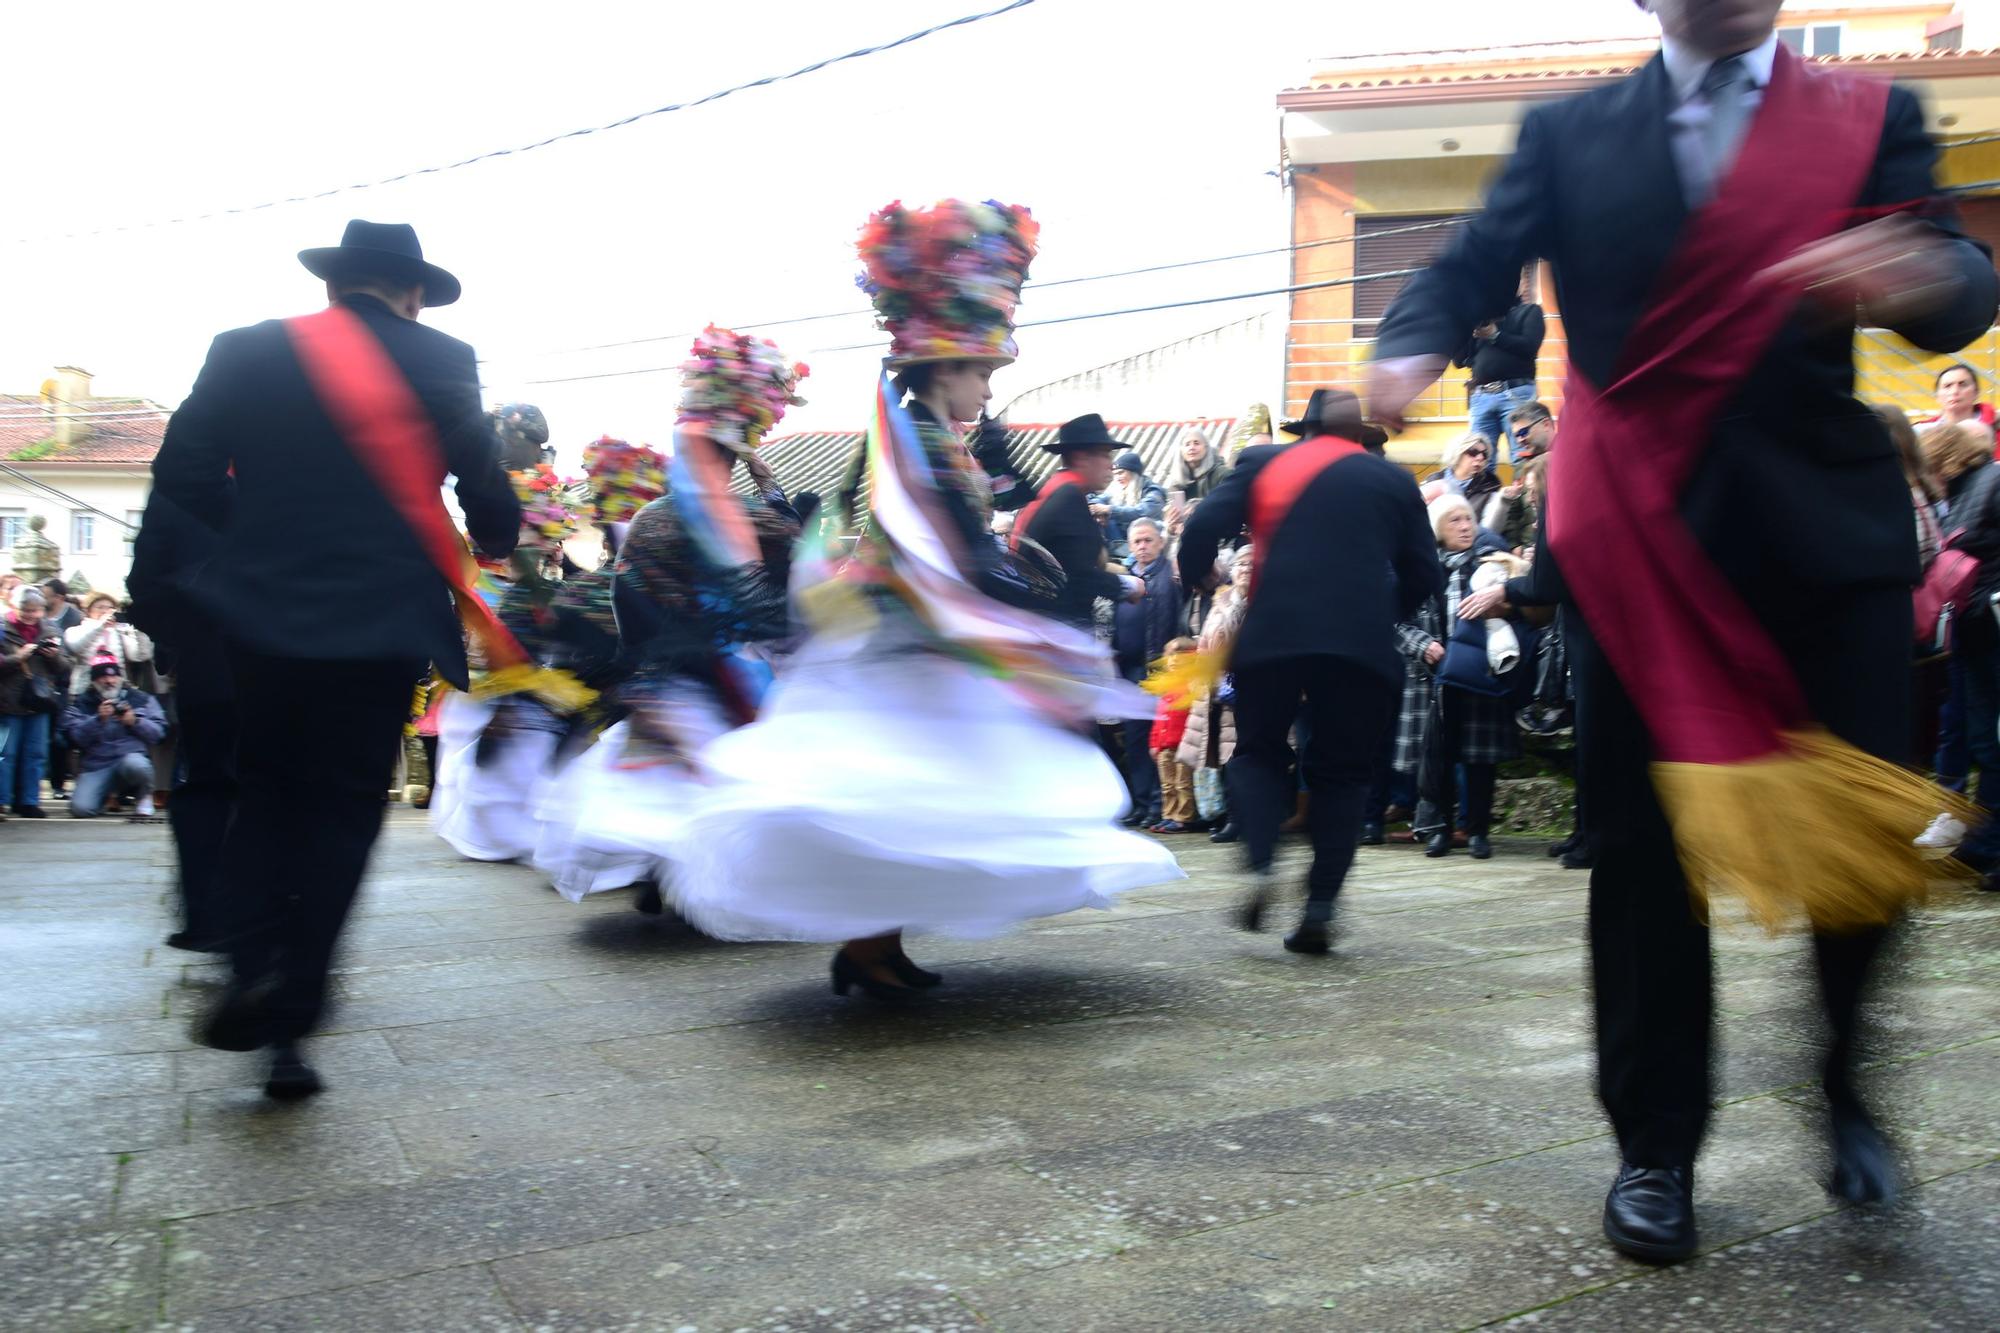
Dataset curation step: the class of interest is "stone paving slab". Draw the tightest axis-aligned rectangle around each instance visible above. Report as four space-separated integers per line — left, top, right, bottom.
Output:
0 811 1994 1330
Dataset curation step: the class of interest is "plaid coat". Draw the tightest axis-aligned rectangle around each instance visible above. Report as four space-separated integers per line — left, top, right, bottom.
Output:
1391 548 1521 773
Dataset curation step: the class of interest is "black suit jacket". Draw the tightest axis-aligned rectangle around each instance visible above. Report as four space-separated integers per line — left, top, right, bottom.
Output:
1377 60 1996 600
1024 481 1126 631
150 294 520 686
1179 442 1442 684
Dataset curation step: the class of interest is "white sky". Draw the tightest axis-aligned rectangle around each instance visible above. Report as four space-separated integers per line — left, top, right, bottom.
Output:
2 0 1658 456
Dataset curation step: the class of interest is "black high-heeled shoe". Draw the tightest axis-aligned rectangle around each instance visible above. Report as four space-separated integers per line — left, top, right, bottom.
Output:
831 951 917 1000
887 953 944 988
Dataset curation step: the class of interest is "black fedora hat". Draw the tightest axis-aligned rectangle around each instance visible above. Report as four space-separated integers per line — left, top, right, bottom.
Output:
1044 412 1129 454
299 219 462 307
1281 388 1388 450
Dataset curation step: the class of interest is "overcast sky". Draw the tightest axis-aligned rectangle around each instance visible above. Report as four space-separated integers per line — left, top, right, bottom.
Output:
2 0 1656 454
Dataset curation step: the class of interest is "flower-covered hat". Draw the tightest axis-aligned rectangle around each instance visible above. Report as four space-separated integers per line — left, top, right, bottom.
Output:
856 199 1039 368
509 463 582 556
581 436 667 523
675 325 809 454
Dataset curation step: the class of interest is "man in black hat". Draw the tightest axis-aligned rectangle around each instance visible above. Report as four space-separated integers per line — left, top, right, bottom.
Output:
1179 389 1440 952
149 219 520 1099
1009 413 1144 632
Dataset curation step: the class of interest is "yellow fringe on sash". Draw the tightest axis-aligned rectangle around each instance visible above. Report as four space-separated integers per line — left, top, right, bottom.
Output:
1140 648 1227 708
469 664 598 715
1652 728 1974 933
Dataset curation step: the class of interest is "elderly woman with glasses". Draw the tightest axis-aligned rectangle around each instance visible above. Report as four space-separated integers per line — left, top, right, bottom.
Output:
1427 432 1501 512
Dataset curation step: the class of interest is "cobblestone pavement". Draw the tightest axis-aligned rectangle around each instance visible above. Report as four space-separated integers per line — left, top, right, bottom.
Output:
3 810 1995 1331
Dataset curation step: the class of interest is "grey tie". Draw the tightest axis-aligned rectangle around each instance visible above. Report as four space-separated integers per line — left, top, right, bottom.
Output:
1695 56 1754 204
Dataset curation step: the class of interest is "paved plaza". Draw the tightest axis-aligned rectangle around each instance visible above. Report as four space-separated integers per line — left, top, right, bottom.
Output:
2 811 1995 1331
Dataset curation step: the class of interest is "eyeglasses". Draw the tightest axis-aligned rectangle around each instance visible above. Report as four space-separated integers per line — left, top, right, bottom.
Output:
1464 448 1489 459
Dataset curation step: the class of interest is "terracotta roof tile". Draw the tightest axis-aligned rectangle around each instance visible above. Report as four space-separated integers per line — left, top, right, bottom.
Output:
0 394 168 465
1283 46 2000 94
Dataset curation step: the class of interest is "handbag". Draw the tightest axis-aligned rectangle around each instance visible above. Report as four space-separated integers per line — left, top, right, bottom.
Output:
23 672 61 716
1915 537 1978 657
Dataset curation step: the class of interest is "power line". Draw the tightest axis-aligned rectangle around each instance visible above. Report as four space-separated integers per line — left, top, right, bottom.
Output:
518 268 1420 383
0 462 142 532
6 0 1040 246
502 215 1477 362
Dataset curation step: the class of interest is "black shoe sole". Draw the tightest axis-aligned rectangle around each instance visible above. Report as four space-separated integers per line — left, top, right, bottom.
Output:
264 1069 324 1101
1282 930 1331 955
1602 1214 1697 1264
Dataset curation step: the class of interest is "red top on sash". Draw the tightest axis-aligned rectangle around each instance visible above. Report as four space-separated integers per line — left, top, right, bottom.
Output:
1545 48 1888 766
284 305 529 670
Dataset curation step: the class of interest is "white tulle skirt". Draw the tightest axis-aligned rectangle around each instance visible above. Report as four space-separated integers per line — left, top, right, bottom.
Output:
531 714 723 903
429 694 558 863
669 632 1186 942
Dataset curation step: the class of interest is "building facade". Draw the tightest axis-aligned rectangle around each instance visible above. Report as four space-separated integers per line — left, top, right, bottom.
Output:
1278 2 2000 463
1 367 166 596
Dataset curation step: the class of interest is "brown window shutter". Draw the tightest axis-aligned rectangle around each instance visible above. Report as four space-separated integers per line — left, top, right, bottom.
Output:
1353 214 1470 334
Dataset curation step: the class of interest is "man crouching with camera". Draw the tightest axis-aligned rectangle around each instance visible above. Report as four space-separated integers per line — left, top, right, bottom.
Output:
65 662 167 821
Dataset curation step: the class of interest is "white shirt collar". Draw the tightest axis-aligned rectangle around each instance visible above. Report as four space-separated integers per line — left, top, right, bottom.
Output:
1660 31 1779 103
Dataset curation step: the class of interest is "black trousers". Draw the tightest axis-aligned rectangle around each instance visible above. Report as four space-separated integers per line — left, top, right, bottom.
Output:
1573 583 1906 1168
220 650 422 1043
1230 655 1398 923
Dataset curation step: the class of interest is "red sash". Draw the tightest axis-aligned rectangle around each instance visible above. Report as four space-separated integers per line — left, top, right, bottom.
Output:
1009 469 1087 551
1545 47 1888 766
284 306 528 670
1247 435 1363 599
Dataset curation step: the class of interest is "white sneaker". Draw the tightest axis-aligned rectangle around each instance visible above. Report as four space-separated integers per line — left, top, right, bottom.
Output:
1914 813 1968 850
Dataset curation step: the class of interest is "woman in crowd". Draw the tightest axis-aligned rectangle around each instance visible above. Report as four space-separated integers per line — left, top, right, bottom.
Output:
1481 454 1545 556
669 199 1180 998
1166 427 1229 540
1428 433 1501 513
1923 362 1997 438
62 593 153 700
1093 450 1167 560
1877 406 1945 571
1 585 73 818
1180 544 1252 844
1393 494 1520 860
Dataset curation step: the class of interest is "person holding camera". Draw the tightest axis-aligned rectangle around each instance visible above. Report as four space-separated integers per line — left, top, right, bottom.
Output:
64 662 166 820
3 585 75 817
63 593 154 700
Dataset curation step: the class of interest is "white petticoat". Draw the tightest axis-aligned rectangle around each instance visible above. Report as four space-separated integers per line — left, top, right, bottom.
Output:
669 635 1186 942
531 716 718 903
429 693 557 863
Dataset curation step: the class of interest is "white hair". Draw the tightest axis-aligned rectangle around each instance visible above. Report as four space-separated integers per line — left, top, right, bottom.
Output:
10 584 46 611
1441 432 1491 470
1127 516 1163 539
1427 492 1475 543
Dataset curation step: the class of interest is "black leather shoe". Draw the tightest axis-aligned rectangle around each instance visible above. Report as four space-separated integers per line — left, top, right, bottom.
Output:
1424 832 1453 858
197 976 280 1052
1603 1163 1696 1263
1120 811 1149 829
164 931 227 953
887 953 944 988
1548 833 1579 858
1282 922 1331 955
1209 822 1240 844
1561 846 1595 870
1468 834 1492 860
1358 822 1385 846
830 951 917 1001
632 882 665 915
264 1043 323 1101
1235 885 1271 933
1828 1103 1901 1206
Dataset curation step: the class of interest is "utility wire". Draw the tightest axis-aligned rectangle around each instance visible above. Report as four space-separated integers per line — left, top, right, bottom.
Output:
509 215 1476 361
520 269 1418 384
0 462 142 532
6 0 1039 246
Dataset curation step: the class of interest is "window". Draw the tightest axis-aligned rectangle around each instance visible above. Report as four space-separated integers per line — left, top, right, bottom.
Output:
1353 214 1471 335
0 509 25 552
71 512 96 553
1777 24 1842 56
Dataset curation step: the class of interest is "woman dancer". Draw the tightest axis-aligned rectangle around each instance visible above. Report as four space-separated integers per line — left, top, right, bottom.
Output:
670 199 1183 998
539 332 804 904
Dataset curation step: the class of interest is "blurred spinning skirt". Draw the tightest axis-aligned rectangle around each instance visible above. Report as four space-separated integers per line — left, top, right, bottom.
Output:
670 634 1186 942
533 712 720 903
429 693 559 863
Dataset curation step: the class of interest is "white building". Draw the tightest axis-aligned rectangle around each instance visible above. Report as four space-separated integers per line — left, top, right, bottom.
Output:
1 367 165 597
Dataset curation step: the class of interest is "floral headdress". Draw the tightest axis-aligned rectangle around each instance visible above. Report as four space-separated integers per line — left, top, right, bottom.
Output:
581 436 667 523
856 199 1039 368
509 463 583 556
675 325 809 453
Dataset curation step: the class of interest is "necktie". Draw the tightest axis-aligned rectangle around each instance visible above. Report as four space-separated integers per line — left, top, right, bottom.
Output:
1695 56 1754 204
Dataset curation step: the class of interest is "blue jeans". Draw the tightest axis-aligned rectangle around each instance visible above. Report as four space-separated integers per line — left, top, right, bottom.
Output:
72 753 155 817
0 712 51 811
1469 382 1539 466
1937 643 1970 793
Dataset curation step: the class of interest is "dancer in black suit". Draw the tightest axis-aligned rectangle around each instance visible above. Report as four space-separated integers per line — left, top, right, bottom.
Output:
1371 0 1996 1262
151 220 520 1098
1178 390 1440 953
